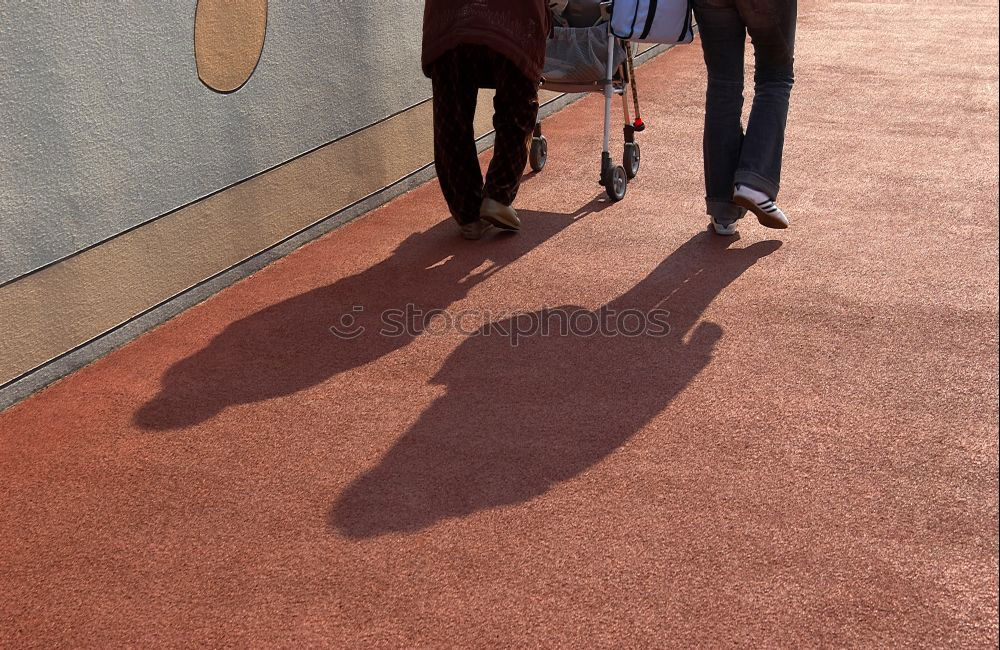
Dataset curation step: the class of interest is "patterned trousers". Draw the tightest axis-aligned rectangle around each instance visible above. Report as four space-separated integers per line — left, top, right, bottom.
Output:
430 45 540 225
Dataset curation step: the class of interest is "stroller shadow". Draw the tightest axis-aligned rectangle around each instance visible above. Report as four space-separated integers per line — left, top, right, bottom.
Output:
330 232 782 538
134 200 608 431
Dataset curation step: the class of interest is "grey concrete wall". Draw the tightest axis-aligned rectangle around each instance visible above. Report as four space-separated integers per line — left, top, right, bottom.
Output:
0 1 429 284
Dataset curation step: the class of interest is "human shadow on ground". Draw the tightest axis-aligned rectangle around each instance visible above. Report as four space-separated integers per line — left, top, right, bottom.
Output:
135 201 605 431
330 232 781 538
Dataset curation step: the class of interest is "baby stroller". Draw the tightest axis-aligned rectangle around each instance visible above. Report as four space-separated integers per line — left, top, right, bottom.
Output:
531 0 646 202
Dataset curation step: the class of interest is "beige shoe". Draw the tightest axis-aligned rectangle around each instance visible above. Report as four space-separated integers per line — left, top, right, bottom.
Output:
460 219 493 240
480 198 521 231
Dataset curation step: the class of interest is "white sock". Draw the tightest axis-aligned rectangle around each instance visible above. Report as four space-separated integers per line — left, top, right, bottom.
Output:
735 184 772 204
736 185 772 204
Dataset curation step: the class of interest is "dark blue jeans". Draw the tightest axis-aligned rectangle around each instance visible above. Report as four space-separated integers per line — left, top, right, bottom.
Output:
693 0 796 223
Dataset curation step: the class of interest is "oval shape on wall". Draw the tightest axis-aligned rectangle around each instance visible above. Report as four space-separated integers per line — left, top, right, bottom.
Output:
194 0 268 93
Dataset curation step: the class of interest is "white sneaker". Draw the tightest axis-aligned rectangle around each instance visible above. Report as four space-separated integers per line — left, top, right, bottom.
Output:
710 216 739 236
733 184 789 229
480 198 521 231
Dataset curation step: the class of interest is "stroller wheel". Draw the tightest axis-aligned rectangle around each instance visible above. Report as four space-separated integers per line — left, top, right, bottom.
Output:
604 165 628 202
529 136 548 172
623 142 640 179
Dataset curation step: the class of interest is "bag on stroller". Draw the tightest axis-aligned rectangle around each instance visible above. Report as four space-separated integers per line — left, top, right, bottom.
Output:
610 0 695 44
542 22 625 85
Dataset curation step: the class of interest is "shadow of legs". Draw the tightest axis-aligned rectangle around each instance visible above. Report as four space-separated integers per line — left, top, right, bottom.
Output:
331 234 782 537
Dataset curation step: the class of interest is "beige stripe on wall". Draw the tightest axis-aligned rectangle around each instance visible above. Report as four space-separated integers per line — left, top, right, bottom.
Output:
0 89 562 387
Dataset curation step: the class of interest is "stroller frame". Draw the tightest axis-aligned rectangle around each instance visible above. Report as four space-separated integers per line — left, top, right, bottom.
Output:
531 2 644 202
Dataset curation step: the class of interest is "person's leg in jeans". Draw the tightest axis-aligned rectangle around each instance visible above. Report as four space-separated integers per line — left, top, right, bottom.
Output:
693 0 750 231
430 46 485 229
483 51 539 210
735 0 796 199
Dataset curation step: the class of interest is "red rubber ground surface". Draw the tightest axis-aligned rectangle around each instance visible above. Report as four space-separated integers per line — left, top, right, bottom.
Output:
2 0 998 645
